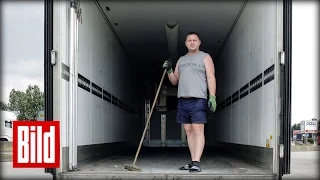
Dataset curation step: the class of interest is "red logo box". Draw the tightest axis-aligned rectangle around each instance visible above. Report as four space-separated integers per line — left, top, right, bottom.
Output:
12 121 60 168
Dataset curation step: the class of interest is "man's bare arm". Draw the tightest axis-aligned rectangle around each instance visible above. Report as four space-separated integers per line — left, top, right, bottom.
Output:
168 60 179 85
204 55 216 96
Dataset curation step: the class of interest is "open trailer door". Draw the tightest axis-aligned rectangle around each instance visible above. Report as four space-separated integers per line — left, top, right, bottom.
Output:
44 0 56 179
279 0 292 178
44 0 81 178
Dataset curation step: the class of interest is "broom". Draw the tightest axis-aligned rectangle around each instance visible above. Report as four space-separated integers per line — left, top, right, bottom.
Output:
124 69 167 171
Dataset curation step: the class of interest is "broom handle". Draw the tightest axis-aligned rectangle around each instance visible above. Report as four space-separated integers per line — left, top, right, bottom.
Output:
133 69 167 166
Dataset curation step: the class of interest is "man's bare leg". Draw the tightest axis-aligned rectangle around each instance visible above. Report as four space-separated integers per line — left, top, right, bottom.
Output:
184 124 195 162
191 123 205 162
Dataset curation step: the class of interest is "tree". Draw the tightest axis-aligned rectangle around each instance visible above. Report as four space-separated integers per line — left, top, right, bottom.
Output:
0 101 9 110
292 123 301 130
8 89 25 112
8 85 44 120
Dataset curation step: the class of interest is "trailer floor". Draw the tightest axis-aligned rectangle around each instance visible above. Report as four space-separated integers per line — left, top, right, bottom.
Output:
60 147 275 179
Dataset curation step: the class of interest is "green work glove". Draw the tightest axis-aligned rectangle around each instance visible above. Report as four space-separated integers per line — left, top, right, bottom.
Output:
208 95 217 112
162 58 173 74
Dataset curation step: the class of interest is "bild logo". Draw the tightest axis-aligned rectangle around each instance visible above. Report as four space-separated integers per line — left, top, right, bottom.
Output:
12 121 60 168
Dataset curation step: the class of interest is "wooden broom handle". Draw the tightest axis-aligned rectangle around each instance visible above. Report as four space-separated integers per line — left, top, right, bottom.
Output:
133 69 167 166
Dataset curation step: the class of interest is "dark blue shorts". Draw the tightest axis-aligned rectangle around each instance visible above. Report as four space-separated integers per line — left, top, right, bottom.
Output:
176 98 208 124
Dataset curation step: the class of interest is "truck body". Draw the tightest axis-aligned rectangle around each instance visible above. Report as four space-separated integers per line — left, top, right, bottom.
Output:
0 111 17 141
44 0 292 179
296 134 302 141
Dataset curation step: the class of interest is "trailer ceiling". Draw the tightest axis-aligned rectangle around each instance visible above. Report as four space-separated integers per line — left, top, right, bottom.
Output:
96 0 245 80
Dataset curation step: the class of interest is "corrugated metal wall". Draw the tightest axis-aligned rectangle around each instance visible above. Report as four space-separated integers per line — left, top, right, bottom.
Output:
76 1 142 146
208 0 277 148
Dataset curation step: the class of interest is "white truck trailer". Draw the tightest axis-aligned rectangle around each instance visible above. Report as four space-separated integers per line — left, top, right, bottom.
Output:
43 0 292 179
0 111 17 141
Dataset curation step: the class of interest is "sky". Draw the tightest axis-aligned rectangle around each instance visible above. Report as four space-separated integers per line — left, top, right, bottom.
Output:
1 1 44 103
291 0 319 124
0 1 319 125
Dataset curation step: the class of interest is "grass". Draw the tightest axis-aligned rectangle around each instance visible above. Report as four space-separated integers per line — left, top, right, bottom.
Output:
0 153 12 162
291 144 320 151
0 141 12 152
0 142 13 162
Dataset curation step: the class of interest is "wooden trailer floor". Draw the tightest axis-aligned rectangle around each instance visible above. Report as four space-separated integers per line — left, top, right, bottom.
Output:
60 147 275 180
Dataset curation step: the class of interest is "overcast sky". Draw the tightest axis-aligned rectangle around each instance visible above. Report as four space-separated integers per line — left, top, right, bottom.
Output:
0 1 319 124
1 1 44 103
291 1 319 123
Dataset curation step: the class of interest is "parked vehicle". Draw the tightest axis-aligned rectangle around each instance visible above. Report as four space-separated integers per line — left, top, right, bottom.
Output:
0 111 17 141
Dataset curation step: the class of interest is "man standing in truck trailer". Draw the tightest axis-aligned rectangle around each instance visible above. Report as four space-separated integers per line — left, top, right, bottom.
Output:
162 32 217 172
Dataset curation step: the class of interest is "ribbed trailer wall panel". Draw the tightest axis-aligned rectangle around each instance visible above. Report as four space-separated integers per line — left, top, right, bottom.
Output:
208 1 277 148
52 0 142 173
77 1 142 145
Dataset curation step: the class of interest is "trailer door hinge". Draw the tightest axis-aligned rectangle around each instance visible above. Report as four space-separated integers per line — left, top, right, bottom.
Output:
70 0 77 8
51 50 56 65
279 144 284 158
280 51 285 65
76 8 82 23
70 0 82 23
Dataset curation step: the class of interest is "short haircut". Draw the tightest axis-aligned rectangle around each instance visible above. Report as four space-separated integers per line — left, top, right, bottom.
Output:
186 32 200 40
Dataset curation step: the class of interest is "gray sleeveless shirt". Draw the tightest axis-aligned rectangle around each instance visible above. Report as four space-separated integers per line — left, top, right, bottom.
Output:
177 51 208 99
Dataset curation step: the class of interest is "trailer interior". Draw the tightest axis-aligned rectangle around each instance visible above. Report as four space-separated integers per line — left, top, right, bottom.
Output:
49 0 289 179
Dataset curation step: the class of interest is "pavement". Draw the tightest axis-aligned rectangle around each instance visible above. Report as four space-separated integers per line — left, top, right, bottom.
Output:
0 162 53 180
0 141 52 180
282 151 319 180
